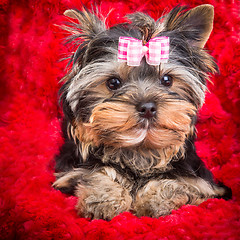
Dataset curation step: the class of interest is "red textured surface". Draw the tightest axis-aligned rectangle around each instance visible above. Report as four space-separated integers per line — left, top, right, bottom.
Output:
0 0 240 239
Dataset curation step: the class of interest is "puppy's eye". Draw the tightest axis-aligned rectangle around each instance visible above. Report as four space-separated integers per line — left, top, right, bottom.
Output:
160 75 173 87
106 78 122 90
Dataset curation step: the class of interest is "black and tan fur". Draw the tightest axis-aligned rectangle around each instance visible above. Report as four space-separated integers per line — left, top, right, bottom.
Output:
53 5 231 220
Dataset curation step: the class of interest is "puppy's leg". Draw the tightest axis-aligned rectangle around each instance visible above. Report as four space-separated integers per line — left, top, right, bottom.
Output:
53 167 132 220
133 177 226 217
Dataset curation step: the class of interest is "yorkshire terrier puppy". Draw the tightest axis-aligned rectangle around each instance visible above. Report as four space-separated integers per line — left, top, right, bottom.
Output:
53 4 231 220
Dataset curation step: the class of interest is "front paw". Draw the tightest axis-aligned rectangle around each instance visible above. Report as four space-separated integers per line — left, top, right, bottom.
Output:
133 179 209 218
53 168 133 220
76 183 132 220
133 180 181 217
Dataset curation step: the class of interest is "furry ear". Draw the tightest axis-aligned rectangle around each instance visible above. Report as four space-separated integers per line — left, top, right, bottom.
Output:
61 8 106 67
63 8 106 39
164 4 214 48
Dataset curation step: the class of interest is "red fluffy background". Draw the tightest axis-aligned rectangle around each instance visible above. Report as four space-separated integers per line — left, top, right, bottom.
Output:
0 0 239 239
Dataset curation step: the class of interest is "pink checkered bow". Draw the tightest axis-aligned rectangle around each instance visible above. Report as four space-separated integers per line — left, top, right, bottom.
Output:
118 36 169 66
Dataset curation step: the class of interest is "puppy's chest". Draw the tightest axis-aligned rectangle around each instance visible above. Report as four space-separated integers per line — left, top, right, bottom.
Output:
99 165 148 190
95 154 175 193
100 147 174 175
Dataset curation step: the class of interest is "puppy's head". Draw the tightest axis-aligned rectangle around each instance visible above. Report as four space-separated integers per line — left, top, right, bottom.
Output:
60 5 217 162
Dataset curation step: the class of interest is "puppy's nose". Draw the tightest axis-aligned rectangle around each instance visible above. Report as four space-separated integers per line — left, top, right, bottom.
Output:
137 102 157 119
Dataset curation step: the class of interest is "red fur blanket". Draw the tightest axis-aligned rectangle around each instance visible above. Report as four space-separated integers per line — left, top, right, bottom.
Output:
0 0 239 239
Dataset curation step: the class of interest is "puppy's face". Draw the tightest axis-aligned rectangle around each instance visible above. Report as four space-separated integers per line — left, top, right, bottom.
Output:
60 5 217 159
66 59 197 149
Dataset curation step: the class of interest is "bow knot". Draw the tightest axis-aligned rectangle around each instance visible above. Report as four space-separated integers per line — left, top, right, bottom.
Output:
118 36 169 66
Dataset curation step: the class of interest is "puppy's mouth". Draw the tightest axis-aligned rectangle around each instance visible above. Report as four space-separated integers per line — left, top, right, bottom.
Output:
119 119 160 147
86 101 194 149
137 117 154 128
121 115 190 149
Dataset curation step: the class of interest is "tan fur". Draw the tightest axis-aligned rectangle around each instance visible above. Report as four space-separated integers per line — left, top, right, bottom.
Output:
133 177 223 217
72 85 196 170
102 147 176 175
53 167 132 219
53 171 81 188
54 5 224 220
54 167 226 219
75 168 132 219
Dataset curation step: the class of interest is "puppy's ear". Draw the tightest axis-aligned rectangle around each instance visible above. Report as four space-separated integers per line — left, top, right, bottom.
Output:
164 4 214 48
63 8 106 40
61 8 106 67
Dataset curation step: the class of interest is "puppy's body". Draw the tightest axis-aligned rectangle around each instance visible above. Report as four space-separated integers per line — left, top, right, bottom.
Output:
53 5 230 219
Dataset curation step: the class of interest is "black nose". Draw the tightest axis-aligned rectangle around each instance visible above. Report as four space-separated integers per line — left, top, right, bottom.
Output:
137 102 157 119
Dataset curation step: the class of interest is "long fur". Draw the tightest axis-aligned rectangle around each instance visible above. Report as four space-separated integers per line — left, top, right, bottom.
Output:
53 5 231 219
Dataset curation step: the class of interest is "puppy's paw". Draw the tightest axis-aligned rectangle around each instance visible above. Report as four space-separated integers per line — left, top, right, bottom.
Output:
133 179 213 218
76 183 132 220
133 180 182 217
